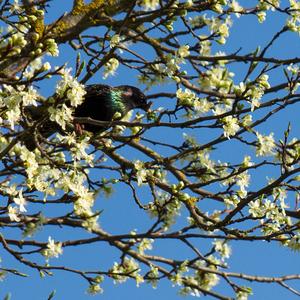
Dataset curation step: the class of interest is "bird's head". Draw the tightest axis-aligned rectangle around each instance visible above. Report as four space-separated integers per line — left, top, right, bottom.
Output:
117 85 151 112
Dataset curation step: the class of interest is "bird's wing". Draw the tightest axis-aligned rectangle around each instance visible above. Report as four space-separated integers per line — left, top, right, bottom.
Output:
74 84 114 127
84 84 112 100
24 105 47 120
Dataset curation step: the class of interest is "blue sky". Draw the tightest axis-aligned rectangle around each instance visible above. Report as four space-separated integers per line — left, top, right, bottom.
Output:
1 1 300 299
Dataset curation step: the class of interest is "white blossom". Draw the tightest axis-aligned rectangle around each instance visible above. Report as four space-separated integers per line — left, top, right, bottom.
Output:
110 34 120 48
87 284 103 295
140 0 159 10
45 38 59 56
222 116 240 138
7 206 20 222
177 45 190 58
213 240 232 259
6 107 21 129
13 189 27 212
23 58 43 79
230 0 243 17
48 104 73 130
256 132 276 156
21 86 39 106
20 147 39 177
43 236 63 258
56 68 86 107
248 200 264 218
134 160 147 186
103 58 119 79
236 171 250 197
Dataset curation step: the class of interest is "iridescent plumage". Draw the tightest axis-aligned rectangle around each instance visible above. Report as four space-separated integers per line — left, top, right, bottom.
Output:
73 84 149 132
23 84 149 150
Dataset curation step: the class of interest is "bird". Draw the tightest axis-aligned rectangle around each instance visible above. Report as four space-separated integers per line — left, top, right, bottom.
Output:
22 84 150 150
73 84 149 133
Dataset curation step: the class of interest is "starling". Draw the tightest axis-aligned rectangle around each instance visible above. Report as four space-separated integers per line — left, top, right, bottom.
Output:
23 84 150 150
74 84 149 132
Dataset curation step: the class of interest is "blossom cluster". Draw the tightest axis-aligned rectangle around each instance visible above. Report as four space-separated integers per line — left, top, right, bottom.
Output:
110 257 144 286
176 88 212 114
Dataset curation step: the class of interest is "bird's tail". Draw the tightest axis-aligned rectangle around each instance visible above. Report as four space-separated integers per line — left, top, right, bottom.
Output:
22 134 37 151
22 106 57 150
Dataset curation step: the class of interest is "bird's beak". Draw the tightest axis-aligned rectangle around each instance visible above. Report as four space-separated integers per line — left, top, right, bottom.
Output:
143 101 152 112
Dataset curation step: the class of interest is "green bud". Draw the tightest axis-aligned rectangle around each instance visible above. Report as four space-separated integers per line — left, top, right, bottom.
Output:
35 48 42 55
166 24 173 31
171 184 177 192
28 15 37 22
20 16 28 22
36 9 45 16
178 181 185 189
31 32 39 43
13 47 21 55
39 270 45 278
295 175 300 181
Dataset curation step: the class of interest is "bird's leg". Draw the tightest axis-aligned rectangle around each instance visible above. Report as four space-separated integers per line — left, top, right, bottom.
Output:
74 121 85 135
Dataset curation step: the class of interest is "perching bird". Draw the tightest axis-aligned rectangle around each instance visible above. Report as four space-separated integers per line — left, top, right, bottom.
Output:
74 84 149 133
23 84 150 150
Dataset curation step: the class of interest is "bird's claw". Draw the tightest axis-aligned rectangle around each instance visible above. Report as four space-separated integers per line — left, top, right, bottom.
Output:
74 122 84 135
